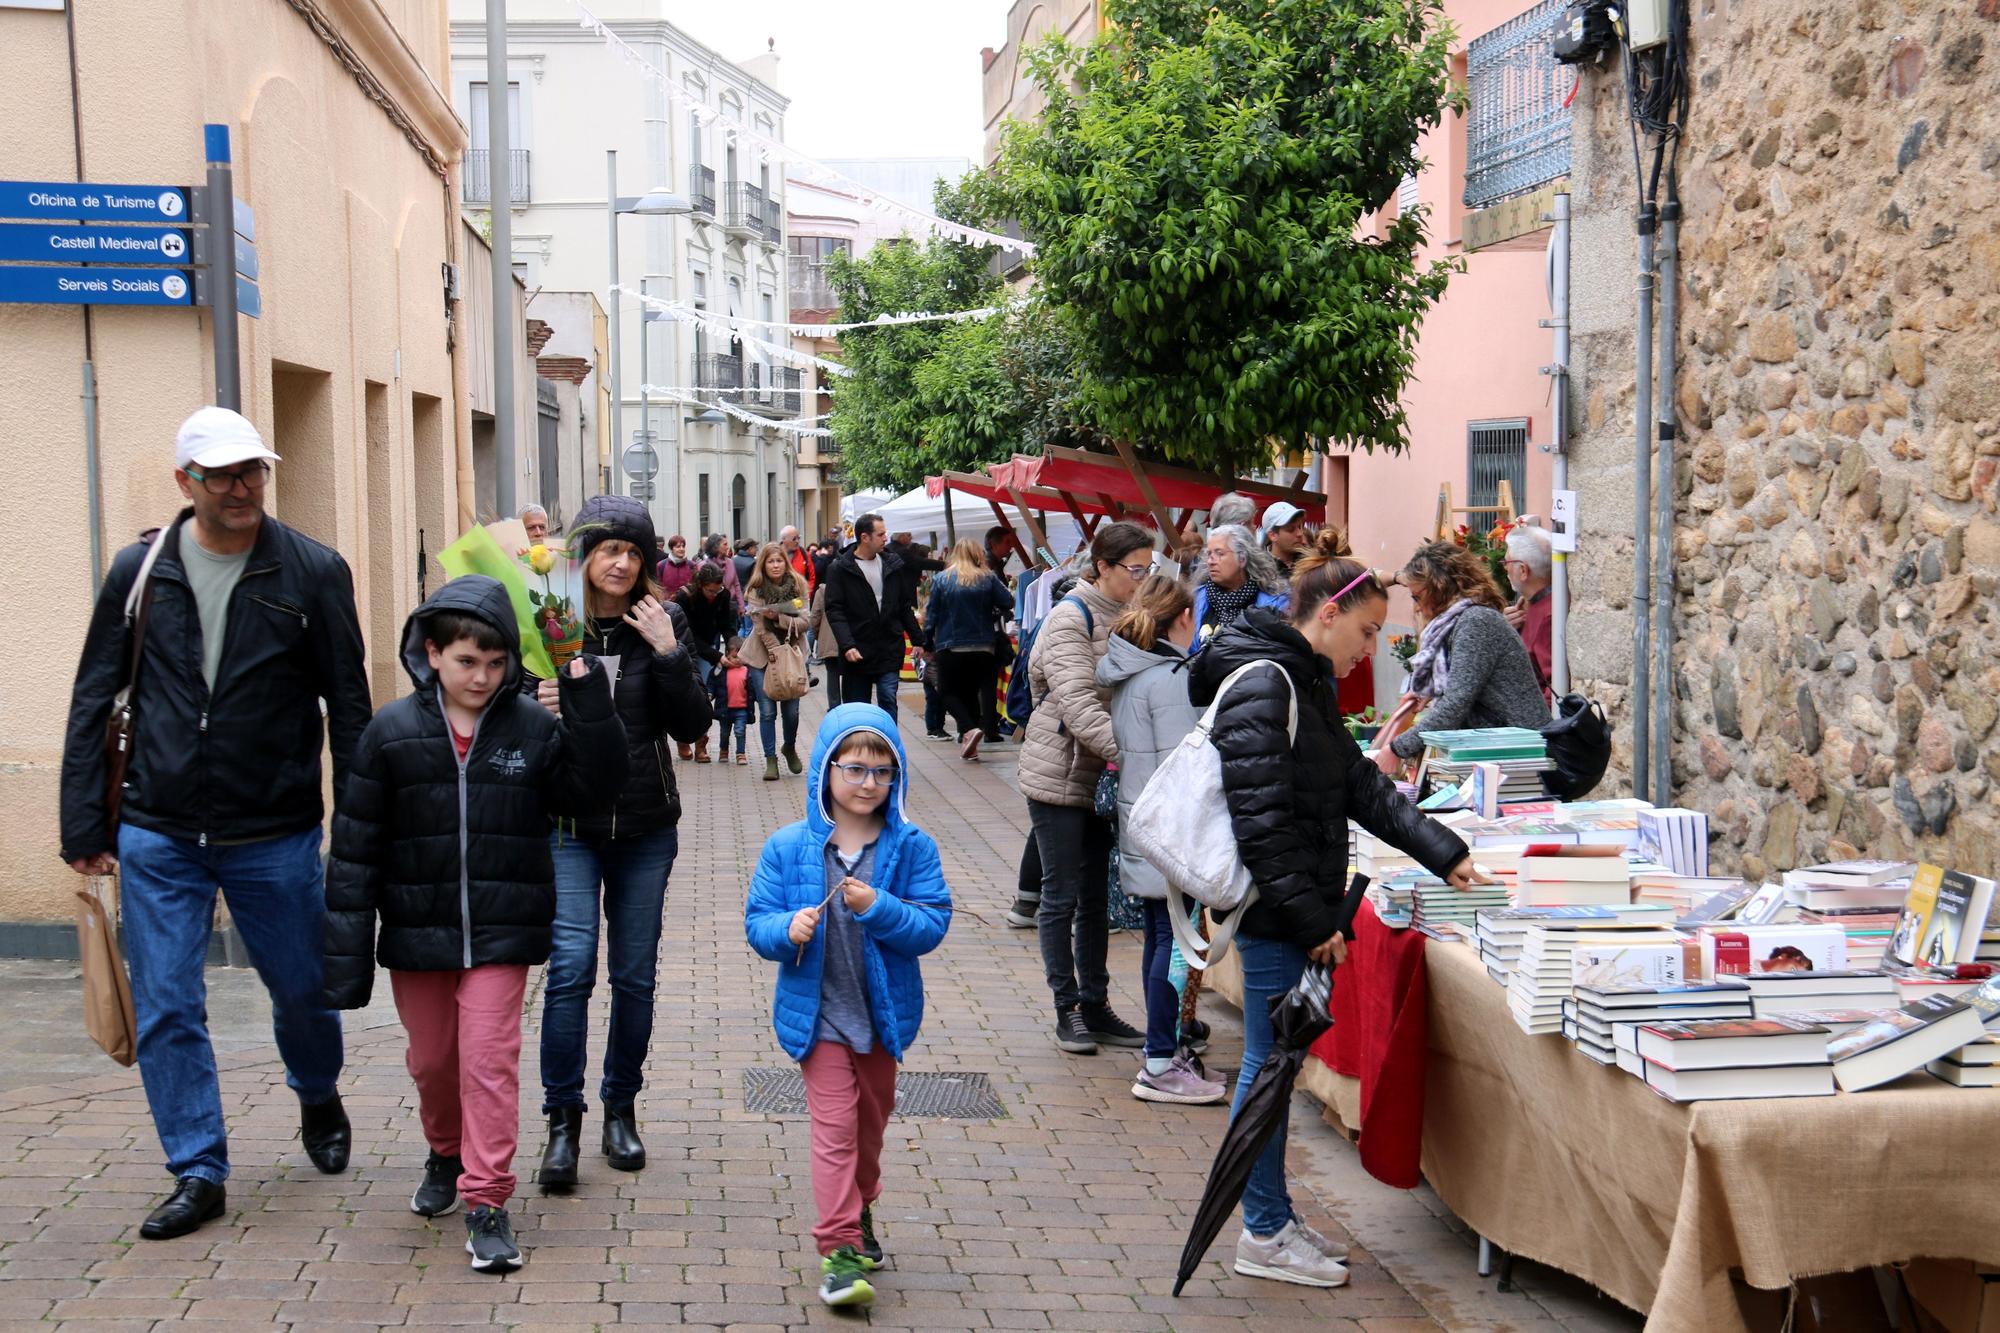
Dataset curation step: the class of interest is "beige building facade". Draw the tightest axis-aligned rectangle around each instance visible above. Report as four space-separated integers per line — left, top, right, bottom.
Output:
0 0 491 938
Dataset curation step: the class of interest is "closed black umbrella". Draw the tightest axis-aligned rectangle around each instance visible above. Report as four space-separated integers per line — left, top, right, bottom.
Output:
1172 876 1368 1296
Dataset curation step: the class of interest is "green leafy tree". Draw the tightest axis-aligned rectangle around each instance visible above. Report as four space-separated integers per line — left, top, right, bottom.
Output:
826 182 1023 492
988 0 1462 475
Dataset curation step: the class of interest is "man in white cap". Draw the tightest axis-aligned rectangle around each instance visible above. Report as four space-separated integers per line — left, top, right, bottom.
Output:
1259 501 1309 574
59 405 372 1241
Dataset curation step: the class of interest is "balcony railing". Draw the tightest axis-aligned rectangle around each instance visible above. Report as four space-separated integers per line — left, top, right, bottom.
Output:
1461 0 1570 210
688 164 716 219
775 366 802 417
723 182 765 238
694 353 742 402
740 364 804 418
789 257 839 313
463 148 530 205
761 197 783 246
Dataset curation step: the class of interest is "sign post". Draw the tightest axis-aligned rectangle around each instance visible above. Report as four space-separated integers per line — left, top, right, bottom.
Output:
203 124 241 410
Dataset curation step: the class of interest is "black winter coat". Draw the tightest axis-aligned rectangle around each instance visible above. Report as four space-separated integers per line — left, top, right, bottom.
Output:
553 609 712 840
60 511 373 862
1189 609 1469 947
322 576 628 1008
672 585 741 664
823 547 923 676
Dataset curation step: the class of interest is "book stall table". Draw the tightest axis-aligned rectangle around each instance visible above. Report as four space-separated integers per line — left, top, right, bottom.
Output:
1207 921 2000 1332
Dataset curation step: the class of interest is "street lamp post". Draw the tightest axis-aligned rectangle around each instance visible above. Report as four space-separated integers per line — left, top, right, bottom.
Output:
606 149 692 508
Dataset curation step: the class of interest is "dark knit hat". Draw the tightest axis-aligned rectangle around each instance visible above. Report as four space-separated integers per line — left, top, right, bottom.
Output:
570 494 657 564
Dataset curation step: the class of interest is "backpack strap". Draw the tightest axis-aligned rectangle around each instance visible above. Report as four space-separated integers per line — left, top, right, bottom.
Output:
1193 658 1298 744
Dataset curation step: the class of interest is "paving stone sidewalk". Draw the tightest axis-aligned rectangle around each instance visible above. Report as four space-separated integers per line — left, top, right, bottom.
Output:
0 687 1641 1330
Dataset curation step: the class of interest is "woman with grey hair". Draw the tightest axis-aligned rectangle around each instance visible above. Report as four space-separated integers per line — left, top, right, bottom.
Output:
1207 492 1259 531
1193 524 1289 648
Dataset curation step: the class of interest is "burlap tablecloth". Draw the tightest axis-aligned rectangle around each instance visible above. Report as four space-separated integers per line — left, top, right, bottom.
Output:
1208 938 2000 1331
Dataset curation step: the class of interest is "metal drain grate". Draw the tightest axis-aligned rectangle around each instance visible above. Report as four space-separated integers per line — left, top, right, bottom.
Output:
743 1068 1009 1120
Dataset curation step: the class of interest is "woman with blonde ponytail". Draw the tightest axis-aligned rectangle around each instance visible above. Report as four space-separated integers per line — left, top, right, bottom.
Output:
1093 575 1228 1106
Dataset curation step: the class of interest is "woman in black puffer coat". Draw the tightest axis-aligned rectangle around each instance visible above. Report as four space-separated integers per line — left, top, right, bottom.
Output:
527 495 712 1188
1187 530 1483 1289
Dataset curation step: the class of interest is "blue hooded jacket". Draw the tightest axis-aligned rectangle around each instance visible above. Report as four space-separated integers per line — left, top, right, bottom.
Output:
744 704 953 1061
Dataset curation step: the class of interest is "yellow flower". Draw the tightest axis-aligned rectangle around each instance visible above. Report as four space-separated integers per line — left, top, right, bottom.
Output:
527 543 554 575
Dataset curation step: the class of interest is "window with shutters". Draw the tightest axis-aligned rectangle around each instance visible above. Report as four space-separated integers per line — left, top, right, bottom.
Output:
1467 419 1529 512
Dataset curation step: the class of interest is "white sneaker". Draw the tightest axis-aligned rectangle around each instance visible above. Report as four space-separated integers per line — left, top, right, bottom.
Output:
1292 1218 1351 1263
1234 1220 1350 1288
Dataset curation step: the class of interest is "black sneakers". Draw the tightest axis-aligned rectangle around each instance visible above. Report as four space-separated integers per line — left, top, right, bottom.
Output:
1055 1009 1098 1054
465 1204 522 1273
411 1151 462 1217
858 1203 884 1269
1082 1004 1145 1048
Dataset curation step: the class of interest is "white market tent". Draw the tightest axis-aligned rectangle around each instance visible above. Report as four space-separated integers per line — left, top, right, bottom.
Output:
874 482 1088 560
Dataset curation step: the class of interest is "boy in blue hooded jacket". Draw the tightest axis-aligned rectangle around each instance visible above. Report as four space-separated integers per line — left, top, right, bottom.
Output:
745 704 952 1307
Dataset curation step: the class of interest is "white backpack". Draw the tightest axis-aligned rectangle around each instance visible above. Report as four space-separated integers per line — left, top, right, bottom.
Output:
1124 658 1297 966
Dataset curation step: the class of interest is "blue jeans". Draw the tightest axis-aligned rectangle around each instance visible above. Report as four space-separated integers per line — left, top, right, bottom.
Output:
1140 899 1181 1059
922 675 946 734
116 824 343 1184
748 666 800 755
1231 933 1310 1237
540 826 678 1111
716 706 750 751
839 665 901 718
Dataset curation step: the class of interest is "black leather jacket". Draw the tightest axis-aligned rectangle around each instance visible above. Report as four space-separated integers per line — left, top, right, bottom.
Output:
60 511 373 861
1189 608 1469 945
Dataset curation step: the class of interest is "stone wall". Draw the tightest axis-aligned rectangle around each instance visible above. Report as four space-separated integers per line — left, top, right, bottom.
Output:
1565 0 2000 876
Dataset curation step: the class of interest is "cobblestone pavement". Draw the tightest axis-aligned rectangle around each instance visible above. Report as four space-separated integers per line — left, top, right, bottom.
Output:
0 686 1641 1330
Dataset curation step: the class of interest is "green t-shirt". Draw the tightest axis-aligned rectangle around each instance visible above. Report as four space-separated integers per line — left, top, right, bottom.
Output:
182 532 251 689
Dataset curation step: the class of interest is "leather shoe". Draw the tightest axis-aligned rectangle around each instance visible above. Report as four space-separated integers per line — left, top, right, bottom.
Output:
540 1106 582 1192
300 1094 351 1174
140 1176 226 1240
602 1102 646 1171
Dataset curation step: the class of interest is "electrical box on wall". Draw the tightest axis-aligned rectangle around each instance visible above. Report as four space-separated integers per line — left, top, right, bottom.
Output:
1626 0 1671 50
1551 1 1620 65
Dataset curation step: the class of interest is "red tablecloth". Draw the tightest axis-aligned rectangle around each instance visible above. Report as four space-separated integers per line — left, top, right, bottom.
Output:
1308 898 1430 1188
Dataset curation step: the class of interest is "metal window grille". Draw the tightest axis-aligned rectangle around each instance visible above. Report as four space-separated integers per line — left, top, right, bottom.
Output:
463 149 530 205
1397 175 1420 214
1467 419 1529 512
1462 0 1570 210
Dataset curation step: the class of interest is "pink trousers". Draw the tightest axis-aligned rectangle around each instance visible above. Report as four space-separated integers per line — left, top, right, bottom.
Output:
798 1040 898 1256
389 964 529 1210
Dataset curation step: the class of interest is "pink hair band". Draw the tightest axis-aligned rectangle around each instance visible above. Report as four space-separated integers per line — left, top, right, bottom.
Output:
1330 568 1377 603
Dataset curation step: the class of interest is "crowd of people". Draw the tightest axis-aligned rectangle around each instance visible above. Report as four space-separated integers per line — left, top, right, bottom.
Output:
57 405 1558 1305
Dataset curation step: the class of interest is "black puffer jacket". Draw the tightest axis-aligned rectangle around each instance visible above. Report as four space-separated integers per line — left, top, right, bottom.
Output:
672 583 741 664
1189 608 1468 946
322 576 628 1008
823 546 923 676
560 610 712 839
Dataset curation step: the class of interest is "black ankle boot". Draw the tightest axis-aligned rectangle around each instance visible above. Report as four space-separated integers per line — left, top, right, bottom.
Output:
602 1102 645 1171
539 1106 582 1192
300 1094 351 1174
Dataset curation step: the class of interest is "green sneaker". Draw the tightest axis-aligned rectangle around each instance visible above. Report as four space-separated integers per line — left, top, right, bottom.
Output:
858 1204 884 1269
818 1246 875 1307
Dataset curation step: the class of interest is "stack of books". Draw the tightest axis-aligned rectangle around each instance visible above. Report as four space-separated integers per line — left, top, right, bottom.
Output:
1729 968 1896 1019
1475 905 1674 986
1798 906 1900 969
1418 727 1554 804
1630 1016 1837 1102
1930 1033 2000 1086
1630 867 1747 917
1565 980 1754 1065
1637 808 1710 877
1410 878 1509 933
1509 924 1686 1035
1517 847 1633 908
1783 859 1915 911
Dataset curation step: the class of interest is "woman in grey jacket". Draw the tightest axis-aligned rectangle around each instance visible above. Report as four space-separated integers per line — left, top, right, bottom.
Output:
1094 575 1228 1107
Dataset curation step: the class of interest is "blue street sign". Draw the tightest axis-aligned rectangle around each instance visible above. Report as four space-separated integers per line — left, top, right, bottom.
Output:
0 180 189 224
0 265 191 307
234 232 258 281
0 221 190 265
234 198 254 242
236 274 261 319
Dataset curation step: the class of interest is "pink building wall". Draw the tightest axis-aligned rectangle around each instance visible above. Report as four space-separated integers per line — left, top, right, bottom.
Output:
1339 0 1560 704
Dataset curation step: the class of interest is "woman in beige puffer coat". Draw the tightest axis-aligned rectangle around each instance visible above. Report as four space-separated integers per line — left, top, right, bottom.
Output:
1020 521 1156 1056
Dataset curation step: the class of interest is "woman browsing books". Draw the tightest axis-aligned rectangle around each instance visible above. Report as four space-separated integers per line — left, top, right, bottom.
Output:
1186 530 1493 1290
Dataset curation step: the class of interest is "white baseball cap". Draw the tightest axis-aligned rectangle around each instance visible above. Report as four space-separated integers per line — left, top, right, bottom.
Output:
175 406 281 471
1259 501 1305 540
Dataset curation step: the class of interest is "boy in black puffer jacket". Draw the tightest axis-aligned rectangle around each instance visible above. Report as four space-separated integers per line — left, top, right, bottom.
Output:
323 575 626 1274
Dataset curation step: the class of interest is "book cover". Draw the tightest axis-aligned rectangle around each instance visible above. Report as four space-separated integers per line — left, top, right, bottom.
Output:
1640 1016 1824 1042
1829 994 1985 1091
1699 925 1849 979
1570 939 1697 989
1791 859 1917 886
1918 869 1997 967
1738 880 1794 925
1892 864 1946 966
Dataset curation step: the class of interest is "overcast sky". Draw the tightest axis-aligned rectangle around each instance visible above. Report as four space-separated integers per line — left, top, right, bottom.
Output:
665 1 1010 167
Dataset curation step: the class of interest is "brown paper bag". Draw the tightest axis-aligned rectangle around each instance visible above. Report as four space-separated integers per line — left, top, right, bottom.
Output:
75 878 137 1067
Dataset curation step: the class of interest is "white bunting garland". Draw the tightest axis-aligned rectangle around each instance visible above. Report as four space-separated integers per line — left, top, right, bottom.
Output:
641 384 833 437
615 286 854 376
569 0 1033 257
